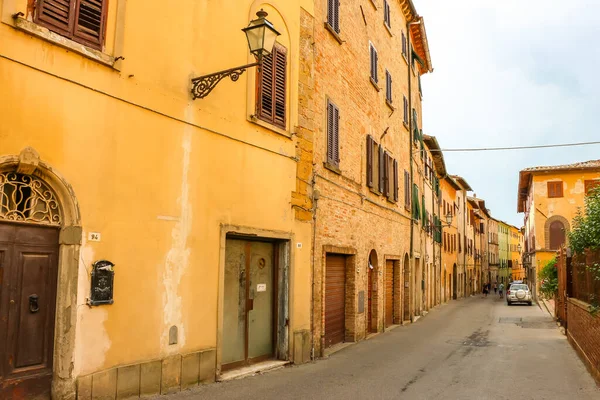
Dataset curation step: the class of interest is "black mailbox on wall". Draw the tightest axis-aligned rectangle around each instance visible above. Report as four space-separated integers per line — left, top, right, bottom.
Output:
89 260 115 306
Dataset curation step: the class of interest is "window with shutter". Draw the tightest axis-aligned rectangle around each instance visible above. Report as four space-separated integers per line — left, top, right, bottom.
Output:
585 179 600 195
366 135 374 188
383 0 391 28
547 181 563 198
393 160 399 203
404 170 410 209
378 145 385 193
326 100 340 167
403 96 408 124
401 31 407 57
370 44 378 83
257 43 287 129
327 0 340 34
35 0 108 50
385 70 392 103
412 184 420 221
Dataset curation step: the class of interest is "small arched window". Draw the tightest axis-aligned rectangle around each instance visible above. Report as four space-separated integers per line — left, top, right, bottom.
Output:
549 221 565 250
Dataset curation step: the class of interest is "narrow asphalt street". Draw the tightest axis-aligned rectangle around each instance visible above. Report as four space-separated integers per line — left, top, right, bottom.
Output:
156 296 599 400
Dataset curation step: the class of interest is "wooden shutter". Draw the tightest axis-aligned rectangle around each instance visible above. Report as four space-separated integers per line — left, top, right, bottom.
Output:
257 44 287 129
547 181 563 198
585 180 600 195
327 100 339 167
378 146 384 193
403 96 408 123
273 46 287 128
258 51 275 122
386 71 392 103
393 160 399 202
73 0 108 48
36 0 76 36
370 45 378 83
366 135 374 187
327 0 340 33
383 152 389 197
404 171 410 208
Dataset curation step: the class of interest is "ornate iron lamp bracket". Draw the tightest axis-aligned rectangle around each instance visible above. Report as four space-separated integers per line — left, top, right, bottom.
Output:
191 61 261 100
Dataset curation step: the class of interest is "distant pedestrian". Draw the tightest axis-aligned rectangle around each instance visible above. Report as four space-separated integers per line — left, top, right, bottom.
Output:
499 282 504 298
483 284 488 297
494 283 498 294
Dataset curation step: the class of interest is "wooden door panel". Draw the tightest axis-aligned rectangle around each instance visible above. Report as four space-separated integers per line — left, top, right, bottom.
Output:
0 245 11 380
385 261 394 328
14 251 52 369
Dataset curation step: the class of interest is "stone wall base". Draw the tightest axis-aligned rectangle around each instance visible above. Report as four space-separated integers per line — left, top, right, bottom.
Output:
76 348 216 399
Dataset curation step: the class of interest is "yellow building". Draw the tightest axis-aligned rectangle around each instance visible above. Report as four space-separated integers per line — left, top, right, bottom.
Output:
517 160 600 295
509 225 524 280
0 1 314 398
439 175 460 302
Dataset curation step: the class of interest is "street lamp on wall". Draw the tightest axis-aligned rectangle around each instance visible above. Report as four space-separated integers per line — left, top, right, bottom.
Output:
191 10 280 100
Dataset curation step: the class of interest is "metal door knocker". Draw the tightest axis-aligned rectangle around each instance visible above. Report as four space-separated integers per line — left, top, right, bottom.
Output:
29 294 39 313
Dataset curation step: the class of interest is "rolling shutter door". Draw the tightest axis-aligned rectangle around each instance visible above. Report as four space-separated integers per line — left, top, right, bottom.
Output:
325 254 346 347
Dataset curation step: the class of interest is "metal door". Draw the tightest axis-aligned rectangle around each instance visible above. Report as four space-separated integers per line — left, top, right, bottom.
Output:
385 261 394 328
324 254 345 348
0 223 59 400
222 239 275 370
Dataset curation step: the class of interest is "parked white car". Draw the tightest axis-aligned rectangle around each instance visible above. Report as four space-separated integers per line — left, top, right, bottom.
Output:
507 283 532 306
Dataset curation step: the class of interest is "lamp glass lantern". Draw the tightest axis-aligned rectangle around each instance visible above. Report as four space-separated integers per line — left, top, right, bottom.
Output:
242 10 281 61
445 212 453 226
517 243 522 253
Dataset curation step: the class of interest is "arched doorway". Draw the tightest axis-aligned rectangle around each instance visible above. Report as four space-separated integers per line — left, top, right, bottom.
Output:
0 149 81 399
367 250 378 333
452 264 458 300
403 254 410 322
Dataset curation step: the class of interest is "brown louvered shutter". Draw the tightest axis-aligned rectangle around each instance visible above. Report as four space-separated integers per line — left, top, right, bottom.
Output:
273 45 287 128
257 43 287 129
258 51 274 122
327 0 340 33
383 152 390 198
327 100 340 167
73 0 108 48
393 160 399 202
36 0 76 37
366 135 374 188
378 146 384 192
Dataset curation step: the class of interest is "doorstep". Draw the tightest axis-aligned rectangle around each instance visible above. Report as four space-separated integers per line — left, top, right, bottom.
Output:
218 360 289 382
324 341 354 358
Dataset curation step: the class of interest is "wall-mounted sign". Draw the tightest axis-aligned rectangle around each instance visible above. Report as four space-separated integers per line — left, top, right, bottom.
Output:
88 260 115 306
257 283 267 292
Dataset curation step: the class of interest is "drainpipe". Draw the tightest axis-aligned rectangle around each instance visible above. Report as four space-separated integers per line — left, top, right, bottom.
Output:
310 176 318 360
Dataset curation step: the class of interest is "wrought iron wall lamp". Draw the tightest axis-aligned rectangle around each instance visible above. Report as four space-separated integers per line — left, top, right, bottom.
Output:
191 10 280 100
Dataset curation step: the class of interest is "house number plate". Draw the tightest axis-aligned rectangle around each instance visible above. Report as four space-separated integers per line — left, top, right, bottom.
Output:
257 284 267 292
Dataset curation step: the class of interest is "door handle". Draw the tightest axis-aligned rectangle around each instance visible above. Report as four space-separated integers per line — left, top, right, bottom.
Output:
29 294 39 313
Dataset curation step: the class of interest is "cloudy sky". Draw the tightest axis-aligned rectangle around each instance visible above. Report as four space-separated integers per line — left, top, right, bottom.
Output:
416 0 600 227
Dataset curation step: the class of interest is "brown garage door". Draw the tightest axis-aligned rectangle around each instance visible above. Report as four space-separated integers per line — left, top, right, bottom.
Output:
385 260 394 328
325 254 346 348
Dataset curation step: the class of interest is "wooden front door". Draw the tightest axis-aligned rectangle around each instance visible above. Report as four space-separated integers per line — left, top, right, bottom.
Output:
0 223 59 400
223 239 276 370
384 261 394 328
324 254 346 348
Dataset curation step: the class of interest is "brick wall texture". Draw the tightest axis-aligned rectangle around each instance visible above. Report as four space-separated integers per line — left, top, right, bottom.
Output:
567 300 600 384
305 0 432 356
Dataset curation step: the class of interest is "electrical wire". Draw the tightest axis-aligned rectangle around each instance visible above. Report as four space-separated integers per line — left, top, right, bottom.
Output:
429 141 600 153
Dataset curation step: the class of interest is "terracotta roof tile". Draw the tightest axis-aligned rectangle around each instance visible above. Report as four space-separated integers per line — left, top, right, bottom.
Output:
522 159 600 172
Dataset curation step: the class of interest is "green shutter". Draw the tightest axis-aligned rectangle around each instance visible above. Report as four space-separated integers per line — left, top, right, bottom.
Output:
412 184 420 220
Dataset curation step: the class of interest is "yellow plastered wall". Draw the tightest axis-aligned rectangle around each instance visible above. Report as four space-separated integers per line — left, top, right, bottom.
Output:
0 0 314 378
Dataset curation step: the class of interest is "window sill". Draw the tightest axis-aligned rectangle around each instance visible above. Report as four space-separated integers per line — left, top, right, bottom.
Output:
370 0 378 10
13 16 117 69
323 162 341 175
403 121 409 131
386 99 395 111
248 115 292 139
384 23 393 37
324 22 344 44
402 54 408 65
370 77 381 92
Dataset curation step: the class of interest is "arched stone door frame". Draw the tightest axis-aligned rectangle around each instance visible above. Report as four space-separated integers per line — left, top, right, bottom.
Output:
544 215 570 250
0 148 81 400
